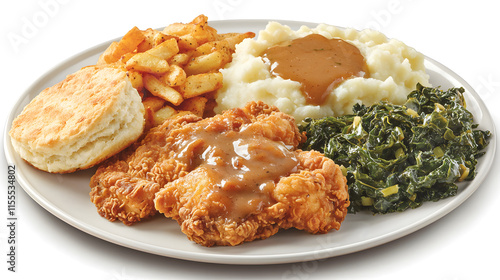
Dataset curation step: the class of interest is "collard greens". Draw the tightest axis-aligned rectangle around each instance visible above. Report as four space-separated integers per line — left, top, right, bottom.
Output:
299 84 491 213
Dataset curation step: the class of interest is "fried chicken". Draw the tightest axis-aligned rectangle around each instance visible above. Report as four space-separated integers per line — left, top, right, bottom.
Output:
154 149 349 246
90 101 349 246
89 113 201 225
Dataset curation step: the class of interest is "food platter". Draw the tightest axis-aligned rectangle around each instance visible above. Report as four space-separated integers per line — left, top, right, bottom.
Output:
3 19 496 265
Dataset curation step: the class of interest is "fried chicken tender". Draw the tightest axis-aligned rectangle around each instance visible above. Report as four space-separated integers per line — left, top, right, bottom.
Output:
90 101 349 246
155 149 349 246
89 113 201 225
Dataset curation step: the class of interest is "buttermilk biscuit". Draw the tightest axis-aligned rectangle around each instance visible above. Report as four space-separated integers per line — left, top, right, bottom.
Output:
9 66 145 173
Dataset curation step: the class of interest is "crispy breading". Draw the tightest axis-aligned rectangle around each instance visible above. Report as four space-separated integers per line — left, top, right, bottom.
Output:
90 113 200 225
155 149 349 246
89 101 349 246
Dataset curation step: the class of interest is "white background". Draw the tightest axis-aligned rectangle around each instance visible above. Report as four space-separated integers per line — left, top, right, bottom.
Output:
1 0 499 279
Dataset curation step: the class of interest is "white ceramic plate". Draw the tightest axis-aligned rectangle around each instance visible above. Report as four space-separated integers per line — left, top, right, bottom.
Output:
3 20 496 265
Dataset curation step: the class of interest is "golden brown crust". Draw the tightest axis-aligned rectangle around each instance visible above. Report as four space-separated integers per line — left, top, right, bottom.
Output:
9 65 145 173
275 150 349 234
10 66 125 149
90 113 201 225
90 101 349 246
154 150 348 247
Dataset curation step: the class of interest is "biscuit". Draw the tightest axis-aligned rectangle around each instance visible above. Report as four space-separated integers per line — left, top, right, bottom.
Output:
9 66 145 173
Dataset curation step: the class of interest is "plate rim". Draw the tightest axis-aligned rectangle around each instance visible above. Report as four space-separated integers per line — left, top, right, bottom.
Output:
3 19 497 265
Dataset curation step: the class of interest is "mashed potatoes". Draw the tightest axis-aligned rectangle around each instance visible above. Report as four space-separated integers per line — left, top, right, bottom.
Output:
215 22 430 122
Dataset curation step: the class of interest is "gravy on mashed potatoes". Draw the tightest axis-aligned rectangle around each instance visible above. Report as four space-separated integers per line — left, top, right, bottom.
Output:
263 34 369 105
215 22 430 122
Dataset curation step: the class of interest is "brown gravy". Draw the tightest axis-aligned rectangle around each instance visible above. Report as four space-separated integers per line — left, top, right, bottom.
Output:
262 34 369 105
175 124 298 221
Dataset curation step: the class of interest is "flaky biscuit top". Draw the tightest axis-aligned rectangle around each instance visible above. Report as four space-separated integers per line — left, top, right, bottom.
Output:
10 66 126 152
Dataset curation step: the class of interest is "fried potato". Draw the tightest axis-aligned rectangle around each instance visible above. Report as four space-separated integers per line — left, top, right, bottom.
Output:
159 64 186 87
189 15 218 44
178 72 223 99
136 28 158 52
217 32 255 52
184 51 226 76
142 96 166 112
96 15 255 127
177 34 199 51
162 23 193 37
119 52 136 64
97 42 119 65
127 70 144 90
143 73 183 106
168 53 191 66
136 28 174 52
144 38 179 60
153 105 178 126
126 52 170 74
192 40 229 56
177 96 208 117
163 15 217 45
98 26 145 64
